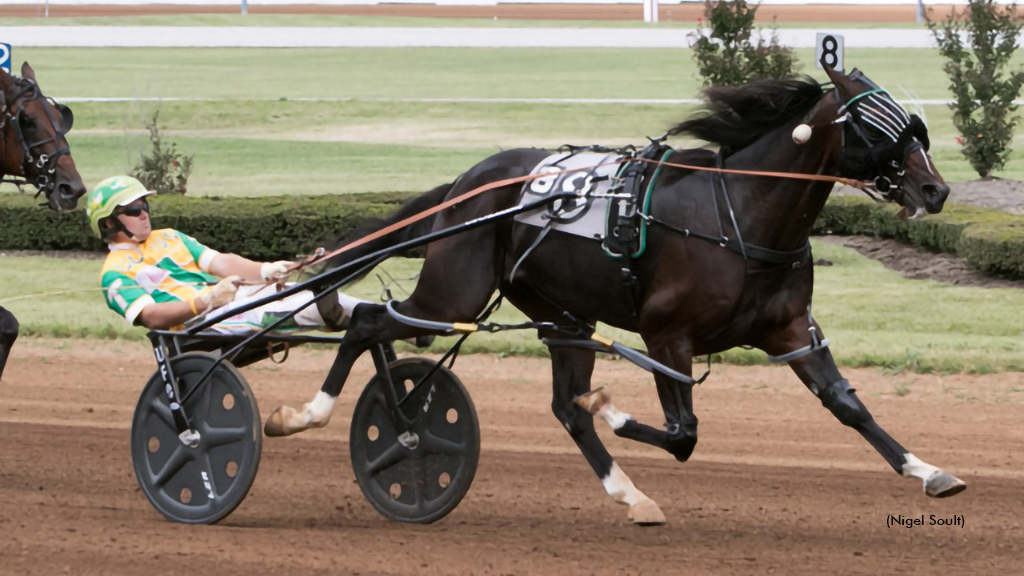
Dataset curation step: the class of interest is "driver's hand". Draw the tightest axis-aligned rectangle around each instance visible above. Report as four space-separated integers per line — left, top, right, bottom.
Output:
201 275 240 310
260 261 292 281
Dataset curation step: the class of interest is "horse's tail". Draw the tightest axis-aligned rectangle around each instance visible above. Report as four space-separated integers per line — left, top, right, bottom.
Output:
322 180 455 276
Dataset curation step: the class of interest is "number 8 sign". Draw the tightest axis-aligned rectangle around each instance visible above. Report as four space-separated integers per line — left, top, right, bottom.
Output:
0 43 11 75
815 33 844 73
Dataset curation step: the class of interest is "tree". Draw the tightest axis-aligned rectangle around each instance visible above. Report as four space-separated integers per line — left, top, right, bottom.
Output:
928 0 1024 179
690 0 799 87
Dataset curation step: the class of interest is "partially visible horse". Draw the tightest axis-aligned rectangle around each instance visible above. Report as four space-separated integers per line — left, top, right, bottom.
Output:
268 65 964 524
0 62 87 381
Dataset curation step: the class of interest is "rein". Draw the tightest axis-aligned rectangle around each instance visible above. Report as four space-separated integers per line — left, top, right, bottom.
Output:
287 158 869 277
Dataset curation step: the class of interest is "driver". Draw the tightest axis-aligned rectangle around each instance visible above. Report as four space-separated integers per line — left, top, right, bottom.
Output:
87 175 364 335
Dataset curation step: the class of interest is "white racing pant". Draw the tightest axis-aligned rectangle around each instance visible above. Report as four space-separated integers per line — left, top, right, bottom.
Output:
188 284 368 336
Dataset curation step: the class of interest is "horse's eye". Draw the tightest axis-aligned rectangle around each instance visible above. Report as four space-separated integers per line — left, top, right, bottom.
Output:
18 114 36 130
889 160 900 168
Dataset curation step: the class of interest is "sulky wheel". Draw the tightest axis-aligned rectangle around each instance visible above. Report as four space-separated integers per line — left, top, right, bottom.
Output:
131 352 262 524
350 357 480 524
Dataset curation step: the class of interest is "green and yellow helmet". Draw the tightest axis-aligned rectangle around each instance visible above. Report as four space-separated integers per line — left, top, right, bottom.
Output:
86 176 154 238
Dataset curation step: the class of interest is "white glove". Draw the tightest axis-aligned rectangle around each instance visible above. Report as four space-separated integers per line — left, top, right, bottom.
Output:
200 275 240 310
260 261 292 281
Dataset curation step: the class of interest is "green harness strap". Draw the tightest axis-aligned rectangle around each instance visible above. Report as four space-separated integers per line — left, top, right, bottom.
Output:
603 148 674 260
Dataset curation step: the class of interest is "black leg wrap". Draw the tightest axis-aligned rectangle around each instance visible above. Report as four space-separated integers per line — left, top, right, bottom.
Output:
665 425 698 462
818 379 873 428
0 308 19 381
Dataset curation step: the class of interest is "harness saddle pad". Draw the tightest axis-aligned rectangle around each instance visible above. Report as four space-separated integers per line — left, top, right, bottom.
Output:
514 152 625 243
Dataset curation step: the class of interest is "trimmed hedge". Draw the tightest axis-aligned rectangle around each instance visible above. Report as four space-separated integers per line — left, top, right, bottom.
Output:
815 197 1024 279
0 192 416 261
2 192 1021 279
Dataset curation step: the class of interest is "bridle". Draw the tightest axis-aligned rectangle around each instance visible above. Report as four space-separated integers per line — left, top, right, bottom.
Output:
0 76 74 200
830 70 930 204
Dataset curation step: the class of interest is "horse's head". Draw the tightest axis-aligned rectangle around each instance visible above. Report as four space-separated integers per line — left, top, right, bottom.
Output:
821 65 949 218
1 62 86 213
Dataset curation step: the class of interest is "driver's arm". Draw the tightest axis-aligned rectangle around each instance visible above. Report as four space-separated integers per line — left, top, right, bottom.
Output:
136 299 209 330
208 253 263 282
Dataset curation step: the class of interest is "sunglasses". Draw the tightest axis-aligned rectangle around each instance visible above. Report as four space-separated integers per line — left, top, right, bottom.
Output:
117 200 150 217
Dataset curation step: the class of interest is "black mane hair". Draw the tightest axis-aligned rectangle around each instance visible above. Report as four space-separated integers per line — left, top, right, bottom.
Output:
668 77 825 152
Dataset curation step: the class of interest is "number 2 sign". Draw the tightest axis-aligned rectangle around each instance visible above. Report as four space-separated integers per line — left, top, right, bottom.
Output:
0 43 11 75
815 33 844 72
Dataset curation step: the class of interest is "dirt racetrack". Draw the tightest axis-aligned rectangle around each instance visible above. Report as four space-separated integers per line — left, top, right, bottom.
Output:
2 339 1023 575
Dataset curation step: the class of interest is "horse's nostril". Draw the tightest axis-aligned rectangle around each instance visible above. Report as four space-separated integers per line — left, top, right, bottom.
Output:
923 183 951 198
59 181 87 200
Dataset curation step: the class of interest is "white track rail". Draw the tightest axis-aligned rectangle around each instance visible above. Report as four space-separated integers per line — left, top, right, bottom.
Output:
0 26 983 48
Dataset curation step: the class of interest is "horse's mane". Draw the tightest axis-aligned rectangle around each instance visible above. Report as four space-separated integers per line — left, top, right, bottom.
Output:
668 77 825 152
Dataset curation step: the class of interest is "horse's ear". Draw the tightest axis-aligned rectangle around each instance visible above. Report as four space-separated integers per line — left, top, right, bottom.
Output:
21 61 36 82
821 63 858 102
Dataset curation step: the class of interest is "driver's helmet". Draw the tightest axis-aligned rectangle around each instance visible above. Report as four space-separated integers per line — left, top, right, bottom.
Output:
86 176 155 239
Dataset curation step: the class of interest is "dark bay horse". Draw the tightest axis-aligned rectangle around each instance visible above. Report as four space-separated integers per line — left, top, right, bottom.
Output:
266 65 964 523
0 62 87 381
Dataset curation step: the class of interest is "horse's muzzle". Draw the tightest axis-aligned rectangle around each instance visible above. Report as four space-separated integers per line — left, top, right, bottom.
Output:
922 182 950 214
50 179 88 212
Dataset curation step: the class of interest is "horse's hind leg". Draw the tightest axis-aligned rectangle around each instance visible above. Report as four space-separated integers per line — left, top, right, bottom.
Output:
550 344 665 525
265 203 506 437
0 307 19 382
576 333 701 463
765 323 966 498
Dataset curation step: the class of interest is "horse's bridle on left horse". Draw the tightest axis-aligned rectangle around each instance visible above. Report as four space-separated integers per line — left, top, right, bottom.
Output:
0 77 75 198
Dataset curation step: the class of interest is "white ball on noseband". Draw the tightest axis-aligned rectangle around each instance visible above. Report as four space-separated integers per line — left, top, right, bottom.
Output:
792 124 813 145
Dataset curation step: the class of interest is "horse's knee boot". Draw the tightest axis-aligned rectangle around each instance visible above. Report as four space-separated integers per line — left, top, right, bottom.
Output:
665 425 698 462
818 379 872 427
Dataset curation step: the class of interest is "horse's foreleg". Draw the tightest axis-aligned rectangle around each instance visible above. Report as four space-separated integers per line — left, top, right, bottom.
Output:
577 335 699 463
0 307 18 382
766 324 966 498
550 346 665 525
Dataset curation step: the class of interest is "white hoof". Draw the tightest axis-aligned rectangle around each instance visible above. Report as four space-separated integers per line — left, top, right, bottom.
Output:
628 499 666 526
903 453 967 499
264 405 301 437
925 471 967 499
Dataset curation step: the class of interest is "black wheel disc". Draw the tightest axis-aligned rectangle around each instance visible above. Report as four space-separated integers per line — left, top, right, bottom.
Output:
131 352 261 524
350 358 480 524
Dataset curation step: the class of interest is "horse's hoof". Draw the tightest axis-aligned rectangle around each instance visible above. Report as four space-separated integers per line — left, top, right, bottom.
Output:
628 499 666 526
925 471 967 498
264 405 299 437
574 387 611 415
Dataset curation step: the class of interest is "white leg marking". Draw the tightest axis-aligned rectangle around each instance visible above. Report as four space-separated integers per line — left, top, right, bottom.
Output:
595 403 631 430
602 462 649 506
902 453 940 483
303 391 337 427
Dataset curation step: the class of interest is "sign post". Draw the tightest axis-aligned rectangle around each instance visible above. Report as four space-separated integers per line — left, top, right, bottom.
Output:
815 33 844 72
643 0 658 24
0 43 11 75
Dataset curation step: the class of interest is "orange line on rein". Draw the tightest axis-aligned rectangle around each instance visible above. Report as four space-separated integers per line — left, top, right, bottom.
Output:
635 157 867 188
289 157 867 276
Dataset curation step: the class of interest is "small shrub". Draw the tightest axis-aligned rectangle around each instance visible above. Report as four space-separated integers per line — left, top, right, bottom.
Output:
131 111 195 195
690 0 799 87
927 0 1024 179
